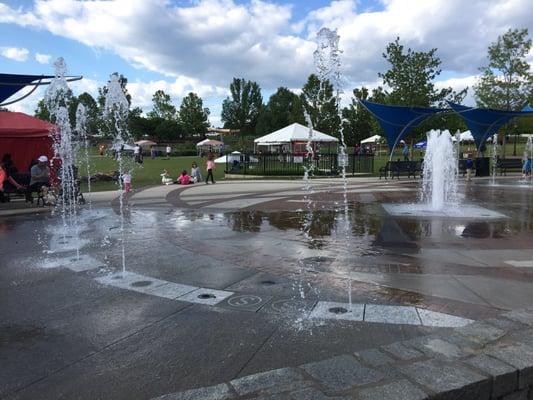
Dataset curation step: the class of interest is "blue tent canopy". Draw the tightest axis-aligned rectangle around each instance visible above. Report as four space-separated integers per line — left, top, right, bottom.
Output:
448 102 533 150
0 73 82 106
359 100 446 154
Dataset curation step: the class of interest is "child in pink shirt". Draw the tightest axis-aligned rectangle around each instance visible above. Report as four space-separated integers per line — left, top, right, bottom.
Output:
206 156 215 184
177 170 192 185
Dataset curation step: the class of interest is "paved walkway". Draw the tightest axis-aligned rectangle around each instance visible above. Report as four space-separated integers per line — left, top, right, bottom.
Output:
1 175 532 399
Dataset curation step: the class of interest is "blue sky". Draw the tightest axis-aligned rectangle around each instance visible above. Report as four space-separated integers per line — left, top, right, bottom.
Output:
1 0 532 125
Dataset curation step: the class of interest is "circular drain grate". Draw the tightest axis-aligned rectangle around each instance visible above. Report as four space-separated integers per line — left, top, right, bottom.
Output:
328 307 348 314
131 280 152 287
198 293 216 299
261 280 276 285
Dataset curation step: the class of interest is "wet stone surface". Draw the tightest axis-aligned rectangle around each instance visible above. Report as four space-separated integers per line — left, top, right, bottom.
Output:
1 177 532 399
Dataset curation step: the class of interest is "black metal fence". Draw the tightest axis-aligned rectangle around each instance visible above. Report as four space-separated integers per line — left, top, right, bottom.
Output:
225 153 374 176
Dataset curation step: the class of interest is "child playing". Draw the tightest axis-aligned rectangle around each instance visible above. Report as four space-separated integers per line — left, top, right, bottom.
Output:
465 154 474 181
191 162 202 183
160 169 173 185
122 171 132 192
205 154 215 184
523 157 532 178
177 170 192 185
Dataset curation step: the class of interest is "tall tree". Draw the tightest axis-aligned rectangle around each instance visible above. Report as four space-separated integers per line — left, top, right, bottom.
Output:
221 78 263 136
341 87 383 145
34 99 51 121
256 87 305 135
475 28 533 155
147 90 178 121
475 28 532 110
379 37 466 107
300 74 340 136
179 92 210 137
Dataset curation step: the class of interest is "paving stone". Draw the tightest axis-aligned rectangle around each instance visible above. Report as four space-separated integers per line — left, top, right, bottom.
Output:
301 355 384 392
290 387 350 400
463 354 518 399
486 344 533 389
484 317 528 332
230 368 304 396
364 304 420 325
381 341 425 361
501 388 529 400
402 359 490 399
417 308 472 328
454 322 506 345
508 328 533 348
355 379 428 400
405 336 473 360
354 348 395 368
153 383 234 400
503 310 533 327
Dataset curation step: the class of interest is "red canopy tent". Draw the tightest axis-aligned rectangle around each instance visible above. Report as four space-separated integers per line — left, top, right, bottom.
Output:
0 111 55 172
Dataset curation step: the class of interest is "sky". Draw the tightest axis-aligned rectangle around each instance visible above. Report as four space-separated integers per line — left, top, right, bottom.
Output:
1 0 533 127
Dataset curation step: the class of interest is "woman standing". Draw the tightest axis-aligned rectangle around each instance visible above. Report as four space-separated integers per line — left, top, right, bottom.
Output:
205 154 215 184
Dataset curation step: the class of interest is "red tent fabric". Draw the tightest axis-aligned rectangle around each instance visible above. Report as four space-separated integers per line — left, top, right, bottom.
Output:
0 111 55 172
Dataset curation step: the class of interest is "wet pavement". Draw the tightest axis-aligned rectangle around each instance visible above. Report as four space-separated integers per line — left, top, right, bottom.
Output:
1 176 532 399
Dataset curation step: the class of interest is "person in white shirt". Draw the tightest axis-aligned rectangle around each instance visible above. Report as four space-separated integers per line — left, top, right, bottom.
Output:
166 145 171 159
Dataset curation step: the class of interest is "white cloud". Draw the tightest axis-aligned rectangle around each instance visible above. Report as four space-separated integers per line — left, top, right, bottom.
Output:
0 46 29 61
35 52 51 64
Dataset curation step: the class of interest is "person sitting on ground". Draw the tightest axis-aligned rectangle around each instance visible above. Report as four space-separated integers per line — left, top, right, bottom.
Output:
41 186 57 206
177 170 192 185
160 169 173 185
27 155 50 202
190 162 202 183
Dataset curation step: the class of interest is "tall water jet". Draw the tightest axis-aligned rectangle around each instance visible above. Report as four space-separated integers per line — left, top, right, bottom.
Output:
313 27 352 306
421 130 458 211
75 103 92 208
103 73 131 274
491 134 499 185
45 57 81 257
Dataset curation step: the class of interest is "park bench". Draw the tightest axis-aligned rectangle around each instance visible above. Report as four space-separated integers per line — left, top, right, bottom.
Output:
496 158 523 175
379 160 421 180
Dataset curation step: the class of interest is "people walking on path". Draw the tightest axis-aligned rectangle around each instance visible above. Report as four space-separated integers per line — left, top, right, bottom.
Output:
205 154 215 184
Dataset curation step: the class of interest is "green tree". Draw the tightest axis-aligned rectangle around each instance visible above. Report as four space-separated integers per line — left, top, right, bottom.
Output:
34 99 51 121
256 87 305 135
379 37 466 107
475 28 533 155
154 119 184 141
341 87 382 146
221 78 263 136
300 74 340 136
475 28 532 110
179 92 210 137
147 90 178 121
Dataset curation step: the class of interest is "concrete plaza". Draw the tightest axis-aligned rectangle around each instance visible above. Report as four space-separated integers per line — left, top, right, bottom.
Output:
1 176 532 399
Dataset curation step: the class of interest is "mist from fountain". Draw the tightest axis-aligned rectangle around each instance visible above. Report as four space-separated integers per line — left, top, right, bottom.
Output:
75 103 92 209
45 57 81 258
421 130 459 211
103 73 131 274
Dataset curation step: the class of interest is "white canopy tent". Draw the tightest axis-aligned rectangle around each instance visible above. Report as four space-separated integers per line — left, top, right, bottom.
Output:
254 123 338 153
360 135 382 144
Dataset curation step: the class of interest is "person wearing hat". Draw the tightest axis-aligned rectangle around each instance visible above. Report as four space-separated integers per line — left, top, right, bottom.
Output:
27 156 51 202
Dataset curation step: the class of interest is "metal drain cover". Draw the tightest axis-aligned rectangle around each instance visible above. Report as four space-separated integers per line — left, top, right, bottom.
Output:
198 293 216 299
328 307 348 314
131 280 152 287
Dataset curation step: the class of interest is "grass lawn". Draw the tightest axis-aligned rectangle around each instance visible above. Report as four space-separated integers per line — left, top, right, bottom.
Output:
80 153 225 192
